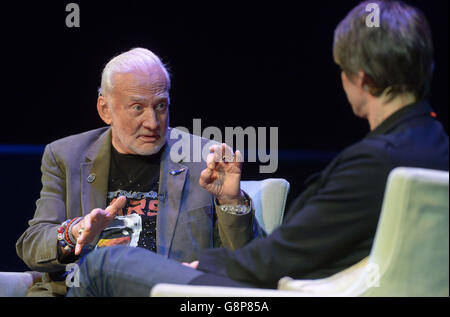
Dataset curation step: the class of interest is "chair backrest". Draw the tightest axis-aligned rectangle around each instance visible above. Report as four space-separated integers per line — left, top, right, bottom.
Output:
360 167 449 296
241 178 290 234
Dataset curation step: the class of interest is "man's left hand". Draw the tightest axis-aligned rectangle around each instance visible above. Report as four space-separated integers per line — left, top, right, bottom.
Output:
199 143 245 205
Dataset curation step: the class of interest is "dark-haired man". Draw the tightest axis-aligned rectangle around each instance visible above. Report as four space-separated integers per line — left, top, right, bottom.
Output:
68 0 448 296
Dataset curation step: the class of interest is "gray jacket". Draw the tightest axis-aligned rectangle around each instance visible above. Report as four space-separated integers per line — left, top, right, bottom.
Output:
17 127 256 273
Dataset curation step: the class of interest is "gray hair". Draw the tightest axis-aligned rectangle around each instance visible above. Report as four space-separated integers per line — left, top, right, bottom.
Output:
99 47 171 96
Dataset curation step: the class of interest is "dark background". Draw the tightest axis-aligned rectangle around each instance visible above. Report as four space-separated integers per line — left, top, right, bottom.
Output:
1 0 448 271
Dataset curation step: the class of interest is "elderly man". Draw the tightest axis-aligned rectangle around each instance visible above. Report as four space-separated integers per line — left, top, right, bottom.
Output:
67 0 448 296
16 48 258 296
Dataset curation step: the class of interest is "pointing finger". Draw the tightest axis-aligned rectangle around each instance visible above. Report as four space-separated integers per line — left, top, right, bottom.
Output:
105 196 127 217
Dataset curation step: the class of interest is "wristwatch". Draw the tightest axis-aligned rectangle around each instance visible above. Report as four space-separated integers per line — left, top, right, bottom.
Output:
216 191 251 215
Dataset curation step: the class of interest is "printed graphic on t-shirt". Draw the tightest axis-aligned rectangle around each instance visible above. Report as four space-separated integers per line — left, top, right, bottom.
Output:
95 190 159 251
108 189 159 216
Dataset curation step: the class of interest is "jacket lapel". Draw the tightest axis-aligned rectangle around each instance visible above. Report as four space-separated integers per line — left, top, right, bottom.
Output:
157 128 189 258
80 128 112 215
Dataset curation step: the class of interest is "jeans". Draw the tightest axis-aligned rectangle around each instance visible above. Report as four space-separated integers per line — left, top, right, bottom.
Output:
67 245 204 297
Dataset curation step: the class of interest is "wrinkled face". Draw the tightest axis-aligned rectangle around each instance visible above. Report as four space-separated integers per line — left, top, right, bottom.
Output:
341 70 367 119
99 65 170 155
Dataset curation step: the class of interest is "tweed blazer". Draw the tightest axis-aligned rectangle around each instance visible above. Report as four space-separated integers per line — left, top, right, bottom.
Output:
17 127 257 272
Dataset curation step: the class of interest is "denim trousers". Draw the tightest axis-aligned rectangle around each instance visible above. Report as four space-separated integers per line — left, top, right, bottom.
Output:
66 245 205 297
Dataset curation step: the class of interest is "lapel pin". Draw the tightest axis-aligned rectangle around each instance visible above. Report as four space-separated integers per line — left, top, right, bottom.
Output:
87 173 96 183
169 168 186 176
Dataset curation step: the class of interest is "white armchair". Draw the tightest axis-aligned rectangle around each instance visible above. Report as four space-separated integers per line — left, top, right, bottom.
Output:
151 167 449 297
241 178 290 235
0 271 42 297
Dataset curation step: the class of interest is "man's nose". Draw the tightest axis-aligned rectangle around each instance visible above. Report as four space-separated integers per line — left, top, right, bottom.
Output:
142 109 159 130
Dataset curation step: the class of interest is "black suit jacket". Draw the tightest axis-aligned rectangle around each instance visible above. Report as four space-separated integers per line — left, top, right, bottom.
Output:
196 100 449 289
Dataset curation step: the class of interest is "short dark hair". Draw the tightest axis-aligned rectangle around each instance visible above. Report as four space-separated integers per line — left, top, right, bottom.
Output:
333 0 434 101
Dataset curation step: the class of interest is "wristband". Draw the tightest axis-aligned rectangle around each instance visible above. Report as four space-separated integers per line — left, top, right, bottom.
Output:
68 217 83 245
57 217 81 252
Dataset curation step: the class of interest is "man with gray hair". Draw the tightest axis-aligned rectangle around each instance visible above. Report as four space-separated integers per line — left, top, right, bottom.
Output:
16 48 258 296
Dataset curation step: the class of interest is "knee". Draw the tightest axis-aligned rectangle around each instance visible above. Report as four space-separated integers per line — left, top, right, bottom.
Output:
79 246 128 272
67 246 129 296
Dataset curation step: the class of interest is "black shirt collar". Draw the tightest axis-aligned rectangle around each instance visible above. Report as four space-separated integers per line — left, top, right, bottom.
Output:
366 100 434 138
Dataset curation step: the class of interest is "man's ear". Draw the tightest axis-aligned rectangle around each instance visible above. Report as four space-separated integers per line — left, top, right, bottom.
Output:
97 96 112 125
360 71 376 94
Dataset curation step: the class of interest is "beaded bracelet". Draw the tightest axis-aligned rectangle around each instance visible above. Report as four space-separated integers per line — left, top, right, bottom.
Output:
57 217 81 252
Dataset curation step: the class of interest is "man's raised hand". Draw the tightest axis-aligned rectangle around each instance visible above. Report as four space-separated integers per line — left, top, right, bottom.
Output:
199 143 245 205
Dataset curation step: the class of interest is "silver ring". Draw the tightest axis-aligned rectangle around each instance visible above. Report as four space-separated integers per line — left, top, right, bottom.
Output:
78 227 85 236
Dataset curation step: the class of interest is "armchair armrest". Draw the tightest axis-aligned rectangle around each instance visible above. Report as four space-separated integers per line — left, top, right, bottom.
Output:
150 283 303 297
0 271 42 297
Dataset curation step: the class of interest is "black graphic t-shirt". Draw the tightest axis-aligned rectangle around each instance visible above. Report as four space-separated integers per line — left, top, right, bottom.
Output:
96 146 163 252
